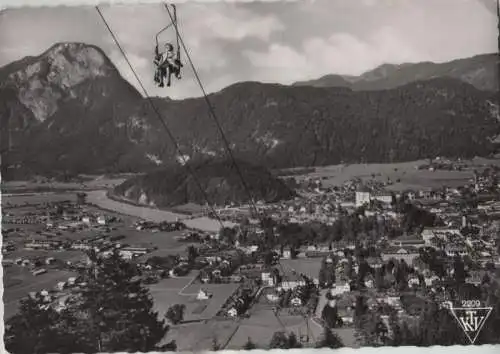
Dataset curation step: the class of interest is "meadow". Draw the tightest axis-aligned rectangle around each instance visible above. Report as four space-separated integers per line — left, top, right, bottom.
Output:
2 192 77 206
148 276 239 320
280 258 323 279
1 175 128 193
3 266 77 319
287 157 500 190
226 307 322 349
163 319 240 351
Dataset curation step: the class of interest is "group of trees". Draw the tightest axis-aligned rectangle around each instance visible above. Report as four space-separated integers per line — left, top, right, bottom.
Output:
6 250 176 354
166 304 186 325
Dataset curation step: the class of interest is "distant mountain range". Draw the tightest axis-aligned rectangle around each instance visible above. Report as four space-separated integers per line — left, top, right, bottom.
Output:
1 43 499 180
293 53 499 91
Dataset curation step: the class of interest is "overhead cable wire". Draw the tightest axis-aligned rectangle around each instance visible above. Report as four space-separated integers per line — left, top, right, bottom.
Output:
163 3 262 222
95 5 225 231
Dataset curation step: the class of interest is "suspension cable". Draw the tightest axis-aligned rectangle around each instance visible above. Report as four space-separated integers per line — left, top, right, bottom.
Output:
162 8 317 341
163 3 262 222
95 5 225 231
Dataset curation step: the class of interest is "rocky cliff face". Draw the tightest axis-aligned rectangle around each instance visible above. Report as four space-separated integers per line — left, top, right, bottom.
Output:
0 43 157 179
4 43 119 122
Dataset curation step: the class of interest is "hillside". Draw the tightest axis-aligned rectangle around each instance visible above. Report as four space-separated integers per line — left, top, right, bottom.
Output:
293 53 499 91
113 158 296 207
1 43 500 180
134 79 500 169
0 42 157 180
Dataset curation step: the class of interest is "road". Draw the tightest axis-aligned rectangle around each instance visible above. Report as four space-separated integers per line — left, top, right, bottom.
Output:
86 190 236 233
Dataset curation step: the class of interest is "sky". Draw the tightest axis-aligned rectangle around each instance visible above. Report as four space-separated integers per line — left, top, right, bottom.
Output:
0 0 497 99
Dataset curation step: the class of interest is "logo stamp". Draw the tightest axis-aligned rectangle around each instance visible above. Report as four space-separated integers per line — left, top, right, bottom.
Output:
444 300 493 344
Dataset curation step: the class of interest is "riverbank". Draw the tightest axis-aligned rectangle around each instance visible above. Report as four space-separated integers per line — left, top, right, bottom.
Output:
86 190 236 233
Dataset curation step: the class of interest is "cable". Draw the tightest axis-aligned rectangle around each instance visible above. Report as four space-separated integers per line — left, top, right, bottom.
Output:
163 3 262 222
166 2 316 346
95 5 225 232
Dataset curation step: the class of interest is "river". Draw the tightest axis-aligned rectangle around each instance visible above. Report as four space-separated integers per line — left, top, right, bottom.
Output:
86 190 236 233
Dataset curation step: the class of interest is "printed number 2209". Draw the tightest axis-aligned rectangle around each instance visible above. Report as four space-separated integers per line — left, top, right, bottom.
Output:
461 300 481 308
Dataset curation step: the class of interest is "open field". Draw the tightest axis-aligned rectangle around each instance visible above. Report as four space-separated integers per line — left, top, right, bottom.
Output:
4 249 86 263
1 175 129 193
226 305 323 349
2 192 77 206
285 157 500 190
163 319 240 351
148 277 239 322
280 258 323 280
303 162 473 190
109 228 188 252
3 266 77 319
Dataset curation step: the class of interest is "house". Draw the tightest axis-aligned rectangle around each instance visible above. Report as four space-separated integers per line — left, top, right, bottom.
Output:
25 239 62 250
277 274 306 291
366 257 383 269
227 307 238 317
378 296 402 310
421 227 461 244
364 274 375 289
290 296 302 307
266 293 280 303
355 188 371 207
337 306 355 325
424 275 440 287
372 192 393 205
119 247 150 260
261 272 276 286
71 241 92 251
381 246 419 264
330 282 351 297
97 215 107 225
465 271 483 285
444 245 468 257
407 275 420 288
197 289 212 300
390 234 426 249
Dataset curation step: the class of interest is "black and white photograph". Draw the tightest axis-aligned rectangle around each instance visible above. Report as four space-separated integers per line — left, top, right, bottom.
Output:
1 0 500 352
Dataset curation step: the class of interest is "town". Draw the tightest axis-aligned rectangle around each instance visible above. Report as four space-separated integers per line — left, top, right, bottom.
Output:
3 160 500 350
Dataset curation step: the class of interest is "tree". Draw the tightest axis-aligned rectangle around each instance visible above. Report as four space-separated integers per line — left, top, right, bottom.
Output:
415 302 468 346
211 336 221 351
316 327 344 349
243 337 257 350
78 250 173 352
7 249 175 353
166 304 186 325
287 332 302 348
269 331 302 349
186 245 198 264
5 294 78 354
219 227 237 245
322 303 342 328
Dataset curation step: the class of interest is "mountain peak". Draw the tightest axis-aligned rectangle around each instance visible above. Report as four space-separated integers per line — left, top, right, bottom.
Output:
292 52 498 92
0 42 136 122
7 41 115 87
